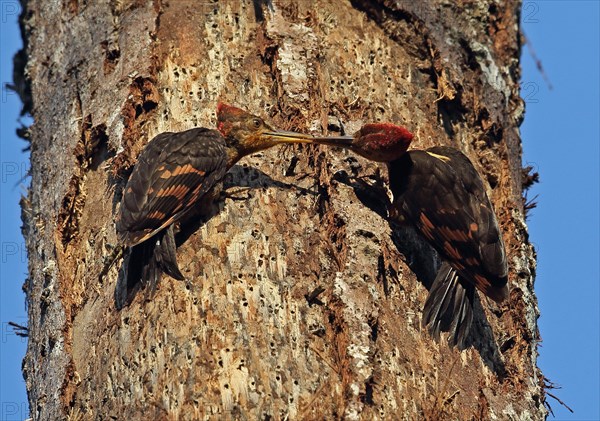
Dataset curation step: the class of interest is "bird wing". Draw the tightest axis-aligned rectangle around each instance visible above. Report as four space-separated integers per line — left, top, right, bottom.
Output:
390 147 508 302
116 128 229 246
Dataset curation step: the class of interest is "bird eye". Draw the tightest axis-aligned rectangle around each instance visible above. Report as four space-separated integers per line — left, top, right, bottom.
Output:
252 118 261 128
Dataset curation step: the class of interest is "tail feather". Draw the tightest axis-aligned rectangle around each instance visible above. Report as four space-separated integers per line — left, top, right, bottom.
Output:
126 239 154 292
125 225 184 300
422 262 475 348
156 224 185 281
422 262 456 341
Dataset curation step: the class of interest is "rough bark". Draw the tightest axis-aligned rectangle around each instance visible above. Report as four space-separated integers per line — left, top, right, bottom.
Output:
18 0 546 419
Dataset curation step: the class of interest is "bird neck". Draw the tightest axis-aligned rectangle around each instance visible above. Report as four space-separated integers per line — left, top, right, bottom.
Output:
225 134 274 168
386 153 413 194
225 147 244 169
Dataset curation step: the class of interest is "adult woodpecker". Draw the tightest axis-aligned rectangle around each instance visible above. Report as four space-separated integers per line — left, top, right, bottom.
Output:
311 124 509 348
116 103 314 298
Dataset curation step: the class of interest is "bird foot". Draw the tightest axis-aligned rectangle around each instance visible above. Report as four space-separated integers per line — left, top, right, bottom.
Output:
221 187 253 201
98 245 125 281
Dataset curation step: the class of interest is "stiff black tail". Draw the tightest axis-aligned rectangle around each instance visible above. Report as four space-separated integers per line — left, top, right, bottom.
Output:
422 262 475 349
126 225 185 299
154 224 186 281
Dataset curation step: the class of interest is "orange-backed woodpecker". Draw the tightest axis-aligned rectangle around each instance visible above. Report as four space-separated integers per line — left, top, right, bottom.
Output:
116 104 313 299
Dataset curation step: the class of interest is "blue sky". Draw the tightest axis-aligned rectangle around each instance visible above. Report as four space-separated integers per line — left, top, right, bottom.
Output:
0 2 598 420
520 2 600 419
1 1 30 420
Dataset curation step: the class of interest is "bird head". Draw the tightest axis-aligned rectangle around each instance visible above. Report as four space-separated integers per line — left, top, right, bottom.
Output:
217 103 314 159
312 123 414 162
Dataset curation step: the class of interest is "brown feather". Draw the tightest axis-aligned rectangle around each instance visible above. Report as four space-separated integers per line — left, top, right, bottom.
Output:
389 146 508 302
116 127 229 293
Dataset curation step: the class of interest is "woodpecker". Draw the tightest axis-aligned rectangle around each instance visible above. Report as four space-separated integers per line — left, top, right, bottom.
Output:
312 125 508 348
116 103 313 299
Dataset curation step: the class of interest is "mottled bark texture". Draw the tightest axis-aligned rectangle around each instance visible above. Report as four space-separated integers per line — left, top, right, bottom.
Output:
18 0 545 419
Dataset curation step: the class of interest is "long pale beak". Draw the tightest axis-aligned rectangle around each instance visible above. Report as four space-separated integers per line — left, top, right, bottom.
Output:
264 130 316 144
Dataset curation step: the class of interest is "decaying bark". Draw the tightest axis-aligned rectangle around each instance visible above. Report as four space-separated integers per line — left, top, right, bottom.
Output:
18 0 546 419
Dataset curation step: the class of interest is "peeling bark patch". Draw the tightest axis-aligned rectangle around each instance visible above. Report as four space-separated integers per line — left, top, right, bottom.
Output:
376 254 390 296
57 116 109 246
112 77 159 174
252 0 272 22
62 361 79 413
65 0 78 15
368 316 378 342
360 376 375 406
265 12 318 114
324 296 352 390
57 173 86 246
101 40 120 75
327 214 348 266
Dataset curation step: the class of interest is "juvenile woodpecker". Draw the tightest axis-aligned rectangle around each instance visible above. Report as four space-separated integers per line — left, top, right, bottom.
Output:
311 125 508 348
116 103 313 298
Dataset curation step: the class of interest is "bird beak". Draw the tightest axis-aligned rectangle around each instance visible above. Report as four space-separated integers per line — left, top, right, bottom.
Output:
309 135 354 146
264 130 316 144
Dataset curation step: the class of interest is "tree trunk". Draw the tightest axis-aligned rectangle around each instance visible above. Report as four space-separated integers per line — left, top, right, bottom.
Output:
18 0 546 419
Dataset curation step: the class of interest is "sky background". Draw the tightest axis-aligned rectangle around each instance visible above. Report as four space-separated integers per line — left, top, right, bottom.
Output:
0 1 598 420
